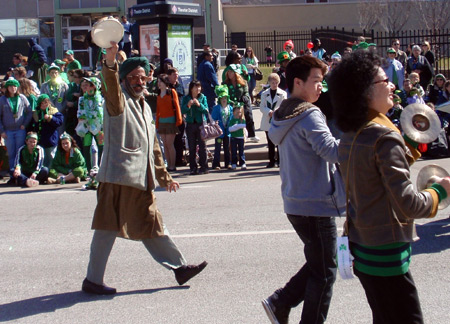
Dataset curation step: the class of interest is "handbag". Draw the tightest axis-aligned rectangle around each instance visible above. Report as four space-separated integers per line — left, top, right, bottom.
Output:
254 67 263 81
199 112 223 141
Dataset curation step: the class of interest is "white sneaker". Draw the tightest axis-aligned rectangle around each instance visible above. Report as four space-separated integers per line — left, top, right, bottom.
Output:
231 164 237 170
248 136 260 143
241 164 247 170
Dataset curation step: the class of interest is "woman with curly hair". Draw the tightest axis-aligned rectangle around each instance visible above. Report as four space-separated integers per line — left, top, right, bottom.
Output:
328 50 450 324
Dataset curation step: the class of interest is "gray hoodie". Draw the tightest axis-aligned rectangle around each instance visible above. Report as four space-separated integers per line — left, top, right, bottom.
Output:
268 97 345 216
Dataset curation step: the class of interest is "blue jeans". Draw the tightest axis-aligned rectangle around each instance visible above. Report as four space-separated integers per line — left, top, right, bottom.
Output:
230 137 245 166
9 167 49 186
248 73 256 100
276 215 337 324
212 136 230 168
5 129 26 169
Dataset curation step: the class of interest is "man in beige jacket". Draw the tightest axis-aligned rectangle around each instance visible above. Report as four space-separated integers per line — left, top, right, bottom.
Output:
82 42 207 295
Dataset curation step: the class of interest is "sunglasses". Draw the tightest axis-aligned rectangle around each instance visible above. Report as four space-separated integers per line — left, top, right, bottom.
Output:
372 78 390 85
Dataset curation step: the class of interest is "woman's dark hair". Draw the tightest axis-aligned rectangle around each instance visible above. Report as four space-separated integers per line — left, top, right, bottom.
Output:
158 74 171 87
328 50 382 133
225 51 241 66
57 134 79 152
188 80 202 98
285 56 327 93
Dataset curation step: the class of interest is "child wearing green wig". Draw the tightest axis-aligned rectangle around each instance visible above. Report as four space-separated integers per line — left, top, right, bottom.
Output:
49 132 87 184
211 85 232 169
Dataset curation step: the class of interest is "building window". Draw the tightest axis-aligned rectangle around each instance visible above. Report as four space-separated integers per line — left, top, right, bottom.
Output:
18 19 40 36
0 19 17 37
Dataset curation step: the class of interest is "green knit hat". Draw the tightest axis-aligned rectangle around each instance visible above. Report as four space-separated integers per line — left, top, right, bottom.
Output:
5 78 19 88
37 94 50 107
356 42 369 50
119 57 150 80
215 84 229 99
277 51 291 64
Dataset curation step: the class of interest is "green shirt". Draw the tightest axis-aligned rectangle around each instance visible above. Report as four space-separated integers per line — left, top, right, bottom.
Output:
67 59 82 71
229 117 245 138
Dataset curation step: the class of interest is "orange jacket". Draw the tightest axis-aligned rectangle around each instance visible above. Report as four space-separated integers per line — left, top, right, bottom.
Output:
156 89 182 129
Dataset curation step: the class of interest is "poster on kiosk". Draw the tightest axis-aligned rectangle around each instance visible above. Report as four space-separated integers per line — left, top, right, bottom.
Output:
167 24 192 93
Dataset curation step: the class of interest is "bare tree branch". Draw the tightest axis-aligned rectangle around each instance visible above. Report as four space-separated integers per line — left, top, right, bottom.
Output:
416 0 450 30
357 0 382 31
378 0 413 33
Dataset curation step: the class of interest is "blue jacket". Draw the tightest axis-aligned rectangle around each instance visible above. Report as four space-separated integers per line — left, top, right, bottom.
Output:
35 106 64 148
211 104 232 138
269 97 345 217
0 94 32 133
197 60 218 100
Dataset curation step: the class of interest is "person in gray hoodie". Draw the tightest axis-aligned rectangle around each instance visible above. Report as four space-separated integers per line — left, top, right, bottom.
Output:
262 56 345 324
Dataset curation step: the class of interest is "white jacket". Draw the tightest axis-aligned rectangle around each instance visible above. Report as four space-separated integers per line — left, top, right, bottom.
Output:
259 87 287 131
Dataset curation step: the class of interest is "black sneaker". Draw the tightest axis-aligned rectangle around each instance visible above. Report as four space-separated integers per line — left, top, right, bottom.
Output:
174 261 208 285
262 295 290 324
82 278 116 295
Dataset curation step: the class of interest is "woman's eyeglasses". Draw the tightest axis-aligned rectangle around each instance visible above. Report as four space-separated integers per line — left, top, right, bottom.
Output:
372 78 390 85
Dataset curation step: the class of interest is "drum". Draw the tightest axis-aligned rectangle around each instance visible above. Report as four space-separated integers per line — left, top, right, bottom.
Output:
91 17 124 49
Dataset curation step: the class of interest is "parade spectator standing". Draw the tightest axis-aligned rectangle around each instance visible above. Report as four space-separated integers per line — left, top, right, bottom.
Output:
9 132 49 187
0 78 32 170
283 40 296 59
427 74 446 105
3 53 23 81
259 73 287 168
13 67 40 95
421 41 435 68
77 77 104 172
40 64 68 135
406 45 434 91
263 56 345 324
181 80 209 175
167 67 187 167
53 59 70 84
64 50 82 72
81 43 207 295
27 38 48 88
211 85 233 170
223 64 259 142
329 49 450 324
391 39 407 69
312 38 328 60
384 48 404 90
223 51 250 83
276 51 291 92
228 104 247 170
65 69 86 146
33 94 64 168
242 47 259 104
120 16 133 58
155 74 182 172
18 79 38 119
265 45 273 64
197 50 219 111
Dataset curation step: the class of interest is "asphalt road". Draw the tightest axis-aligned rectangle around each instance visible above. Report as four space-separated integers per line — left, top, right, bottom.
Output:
0 158 449 324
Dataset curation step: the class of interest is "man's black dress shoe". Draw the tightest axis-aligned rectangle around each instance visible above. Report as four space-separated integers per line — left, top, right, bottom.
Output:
82 278 117 295
173 261 208 285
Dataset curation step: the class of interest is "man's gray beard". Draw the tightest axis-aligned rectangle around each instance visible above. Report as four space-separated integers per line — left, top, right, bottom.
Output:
123 79 143 99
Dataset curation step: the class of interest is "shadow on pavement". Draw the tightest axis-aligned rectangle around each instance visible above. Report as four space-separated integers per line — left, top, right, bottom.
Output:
412 218 450 255
0 286 188 322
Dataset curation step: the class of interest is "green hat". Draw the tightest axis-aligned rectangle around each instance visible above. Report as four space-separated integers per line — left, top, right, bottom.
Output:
119 56 150 81
215 85 229 99
54 59 66 65
60 132 72 141
65 50 74 55
356 42 369 50
277 51 291 64
221 64 243 82
435 74 446 81
387 48 396 54
37 94 50 107
47 63 60 72
82 77 101 90
368 43 377 47
393 94 401 103
5 78 19 88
